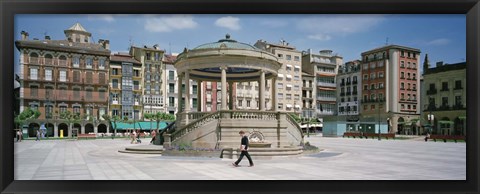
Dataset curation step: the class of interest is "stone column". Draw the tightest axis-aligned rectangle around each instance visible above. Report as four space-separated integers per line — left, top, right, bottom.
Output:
94 125 98 135
177 73 183 114
228 81 234 110
81 124 85 134
197 80 202 112
184 70 191 113
106 123 110 133
259 71 266 111
221 67 227 110
272 77 278 111
54 123 58 138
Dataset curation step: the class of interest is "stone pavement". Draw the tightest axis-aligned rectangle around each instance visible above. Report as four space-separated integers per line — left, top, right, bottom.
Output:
14 135 466 180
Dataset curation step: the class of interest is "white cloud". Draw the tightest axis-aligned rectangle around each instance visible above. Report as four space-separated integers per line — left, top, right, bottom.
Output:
215 16 241 31
426 38 450 46
144 15 198 32
297 15 385 39
308 34 332 41
87 14 115 22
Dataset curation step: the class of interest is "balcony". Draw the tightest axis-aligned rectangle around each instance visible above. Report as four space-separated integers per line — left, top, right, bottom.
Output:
317 96 336 101
317 82 336 88
454 86 463 90
44 58 53 65
346 81 351 85
361 97 386 103
29 57 40 64
346 92 351 96
440 88 449 92
340 82 345 86
427 89 437 95
340 92 345 96
352 80 358 85
352 91 358 95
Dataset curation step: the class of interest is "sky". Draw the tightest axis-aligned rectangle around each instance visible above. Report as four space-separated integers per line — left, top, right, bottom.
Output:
14 14 466 85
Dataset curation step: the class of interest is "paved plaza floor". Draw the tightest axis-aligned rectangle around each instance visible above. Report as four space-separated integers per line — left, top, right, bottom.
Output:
14 135 466 180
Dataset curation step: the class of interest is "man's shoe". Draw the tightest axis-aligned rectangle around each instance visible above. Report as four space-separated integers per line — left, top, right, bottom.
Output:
249 164 254 167
232 162 239 167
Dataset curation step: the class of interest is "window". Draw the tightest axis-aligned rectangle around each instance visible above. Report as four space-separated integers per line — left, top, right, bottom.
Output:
363 74 368 80
286 94 292 100
407 62 411 68
370 63 376 69
412 63 416 69
86 58 93 68
59 71 66 82
112 93 119 102
278 93 284 99
169 71 175 81
455 80 462 89
86 88 93 99
371 105 375 110
45 69 52 81
294 94 300 100
429 83 436 90
370 73 375 79
400 61 405 67
286 55 292 60
59 106 67 113
134 70 140 77
294 75 300 81
407 83 411 90
30 85 38 97
169 84 175 93
277 54 283 58
364 105 368 110
247 100 251 107
378 72 384 78
99 59 105 69
363 64 368 70
442 82 449 91
455 96 462 106
112 79 118 89
73 106 80 114
146 52 151 61
379 83 384 89
155 52 160 61
442 97 448 106
73 88 80 99
401 51 405 56
413 84 417 90
401 93 405 100
363 85 368 91
73 57 80 67
294 85 300 91
86 72 93 84
29 68 38 80
370 84 375 90
278 83 283 89
400 82 404 89
401 104 405 110
294 56 300 61
407 105 411 110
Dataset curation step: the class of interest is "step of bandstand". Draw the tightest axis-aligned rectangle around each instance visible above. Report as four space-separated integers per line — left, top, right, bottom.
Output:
221 146 304 159
118 145 164 154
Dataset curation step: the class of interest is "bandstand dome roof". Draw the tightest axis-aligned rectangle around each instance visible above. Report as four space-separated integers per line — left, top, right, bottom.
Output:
174 34 282 82
193 34 260 51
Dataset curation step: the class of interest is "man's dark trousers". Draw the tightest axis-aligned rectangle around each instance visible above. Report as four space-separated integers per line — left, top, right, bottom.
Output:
235 150 253 165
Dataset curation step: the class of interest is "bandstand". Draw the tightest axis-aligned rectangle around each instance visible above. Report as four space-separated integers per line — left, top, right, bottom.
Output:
163 35 304 156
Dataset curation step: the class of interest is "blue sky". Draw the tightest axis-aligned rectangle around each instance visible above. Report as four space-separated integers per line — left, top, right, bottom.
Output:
14 14 466 75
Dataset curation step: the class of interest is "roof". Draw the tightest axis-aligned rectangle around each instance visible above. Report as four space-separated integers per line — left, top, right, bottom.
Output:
362 44 421 55
423 62 466 75
68 23 88 32
15 39 110 56
110 54 142 64
162 54 177 64
193 34 260 51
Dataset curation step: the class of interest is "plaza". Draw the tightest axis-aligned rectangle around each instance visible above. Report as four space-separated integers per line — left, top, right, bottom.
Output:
14 135 466 180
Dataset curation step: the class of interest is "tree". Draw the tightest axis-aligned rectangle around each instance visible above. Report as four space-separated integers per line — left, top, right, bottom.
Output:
144 112 175 132
102 114 120 136
288 113 302 123
59 111 81 138
14 107 41 130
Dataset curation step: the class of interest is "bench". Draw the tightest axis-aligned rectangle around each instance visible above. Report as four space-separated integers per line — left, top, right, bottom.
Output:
363 133 395 140
77 134 96 140
429 135 465 143
343 132 363 138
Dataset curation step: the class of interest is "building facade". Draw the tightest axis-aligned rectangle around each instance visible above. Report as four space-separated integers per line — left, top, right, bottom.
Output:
360 45 421 134
301 72 315 119
164 54 199 114
423 61 466 135
109 53 143 121
302 49 343 118
337 60 362 124
254 39 302 113
15 23 110 137
130 45 165 118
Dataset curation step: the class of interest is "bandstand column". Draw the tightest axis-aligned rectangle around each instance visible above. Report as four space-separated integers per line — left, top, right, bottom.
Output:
185 70 191 113
260 70 266 111
221 67 227 110
272 77 278 111
228 81 234 110
197 80 202 112
177 73 183 113
54 123 58 138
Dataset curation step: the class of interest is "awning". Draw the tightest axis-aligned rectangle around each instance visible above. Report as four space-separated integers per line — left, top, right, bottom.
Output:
294 65 301 69
438 121 454 124
286 75 292 79
317 72 335 76
286 84 293 88
278 74 284 78
317 87 336 91
286 64 293 68
286 104 293 108
112 121 168 130
459 116 466 120
295 105 301 108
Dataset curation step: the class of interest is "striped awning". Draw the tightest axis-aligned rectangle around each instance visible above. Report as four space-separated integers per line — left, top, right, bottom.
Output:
317 87 336 91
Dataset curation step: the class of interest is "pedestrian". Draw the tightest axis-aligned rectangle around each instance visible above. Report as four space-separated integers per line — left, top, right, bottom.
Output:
425 132 430 142
150 130 157 144
16 130 20 142
232 130 254 167
35 129 40 141
19 131 23 142
131 130 137 144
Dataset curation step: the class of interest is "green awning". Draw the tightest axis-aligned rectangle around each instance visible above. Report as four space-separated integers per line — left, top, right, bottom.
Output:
459 116 466 120
112 121 169 130
438 121 454 124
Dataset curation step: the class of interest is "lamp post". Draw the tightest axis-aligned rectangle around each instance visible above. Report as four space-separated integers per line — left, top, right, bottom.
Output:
377 102 381 141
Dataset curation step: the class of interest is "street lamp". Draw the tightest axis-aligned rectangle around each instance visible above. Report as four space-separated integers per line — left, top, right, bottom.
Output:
377 102 381 141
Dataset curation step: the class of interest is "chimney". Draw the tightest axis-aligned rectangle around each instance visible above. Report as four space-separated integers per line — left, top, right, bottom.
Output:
153 44 159 50
104 40 110 50
436 61 443 67
45 36 51 40
21 31 29 40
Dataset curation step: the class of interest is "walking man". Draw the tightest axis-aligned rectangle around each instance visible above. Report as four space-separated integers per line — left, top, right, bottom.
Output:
35 129 40 141
232 130 254 167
